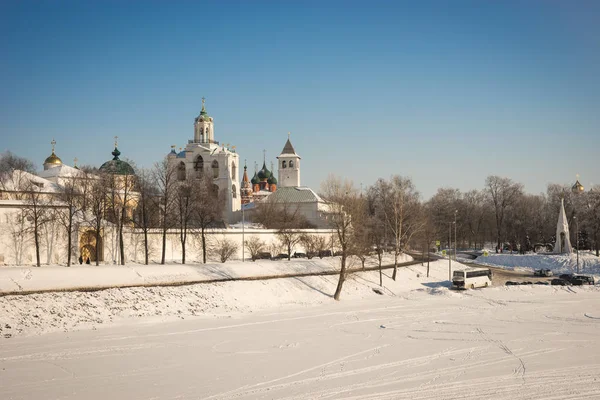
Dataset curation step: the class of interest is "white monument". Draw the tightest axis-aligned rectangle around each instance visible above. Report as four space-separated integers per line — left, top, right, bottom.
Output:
554 198 573 254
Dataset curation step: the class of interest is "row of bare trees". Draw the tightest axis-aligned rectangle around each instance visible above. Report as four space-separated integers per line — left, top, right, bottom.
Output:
426 176 600 256
315 174 600 300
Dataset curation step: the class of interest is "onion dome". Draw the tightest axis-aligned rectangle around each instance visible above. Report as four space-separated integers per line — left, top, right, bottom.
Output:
267 161 277 184
168 145 177 157
44 152 62 166
572 179 584 194
251 171 259 185
176 149 186 158
257 161 271 180
99 146 135 175
43 139 63 170
194 97 213 122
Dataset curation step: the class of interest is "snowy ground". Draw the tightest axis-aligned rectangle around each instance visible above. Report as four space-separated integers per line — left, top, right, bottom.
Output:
0 254 411 338
2 253 600 399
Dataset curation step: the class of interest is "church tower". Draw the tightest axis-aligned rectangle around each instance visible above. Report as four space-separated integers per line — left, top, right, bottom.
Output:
277 133 301 187
241 162 253 204
193 98 215 144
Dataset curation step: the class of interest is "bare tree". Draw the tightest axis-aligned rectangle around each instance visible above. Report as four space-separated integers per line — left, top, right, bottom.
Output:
20 176 54 267
154 159 178 264
273 204 310 260
212 237 239 263
370 176 422 280
192 175 225 264
0 151 36 175
2 209 29 265
0 166 31 265
417 208 436 278
245 236 266 261
105 169 136 265
586 186 600 256
349 195 371 269
175 178 194 264
461 190 489 250
86 173 109 265
485 176 524 252
55 175 87 266
299 234 327 259
320 174 360 301
132 168 160 265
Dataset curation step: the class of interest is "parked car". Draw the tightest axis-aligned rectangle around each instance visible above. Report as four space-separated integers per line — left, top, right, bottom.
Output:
254 252 272 260
535 281 550 285
520 281 533 285
571 275 596 285
505 281 520 286
551 278 569 286
559 273 574 282
293 252 307 258
271 253 289 260
318 250 332 258
534 269 553 277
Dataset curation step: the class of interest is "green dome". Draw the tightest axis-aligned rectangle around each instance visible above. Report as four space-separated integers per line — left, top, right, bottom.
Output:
268 175 277 185
99 147 135 175
257 162 271 180
251 172 259 185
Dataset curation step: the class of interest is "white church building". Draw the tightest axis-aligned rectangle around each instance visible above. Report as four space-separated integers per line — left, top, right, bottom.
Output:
167 99 241 223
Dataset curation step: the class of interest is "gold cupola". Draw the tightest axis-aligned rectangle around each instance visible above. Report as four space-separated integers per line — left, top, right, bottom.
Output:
43 139 63 170
572 175 584 194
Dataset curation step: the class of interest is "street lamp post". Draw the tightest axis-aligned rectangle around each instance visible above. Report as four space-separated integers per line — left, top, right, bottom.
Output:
574 215 579 273
448 222 452 281
454 210 458 261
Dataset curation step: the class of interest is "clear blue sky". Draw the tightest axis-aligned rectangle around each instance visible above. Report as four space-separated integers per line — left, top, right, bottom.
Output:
2 1 599 199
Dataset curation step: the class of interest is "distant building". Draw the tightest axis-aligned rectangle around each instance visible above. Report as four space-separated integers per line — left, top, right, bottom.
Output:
246 135 334 228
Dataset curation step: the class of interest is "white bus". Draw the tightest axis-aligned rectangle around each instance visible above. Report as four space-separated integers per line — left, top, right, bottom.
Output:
452 267 492 289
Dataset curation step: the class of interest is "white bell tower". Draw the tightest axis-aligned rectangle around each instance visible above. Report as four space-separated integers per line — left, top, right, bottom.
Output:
193 97 215 144
277 133 301 188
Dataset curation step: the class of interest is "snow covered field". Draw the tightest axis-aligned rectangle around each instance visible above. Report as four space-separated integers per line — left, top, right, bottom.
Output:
2 254 600 399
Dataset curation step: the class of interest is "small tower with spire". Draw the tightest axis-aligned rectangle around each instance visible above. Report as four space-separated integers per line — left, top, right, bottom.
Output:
193 97 215 144
554 197 573 254
277 132 301 187
241 161 254 204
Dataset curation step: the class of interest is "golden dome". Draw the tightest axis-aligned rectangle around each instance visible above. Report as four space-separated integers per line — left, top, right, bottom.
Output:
44 151 63 166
